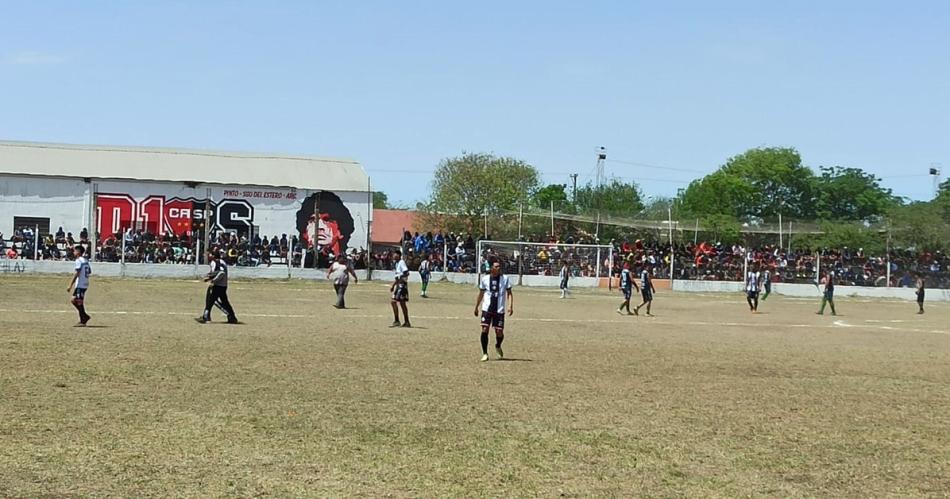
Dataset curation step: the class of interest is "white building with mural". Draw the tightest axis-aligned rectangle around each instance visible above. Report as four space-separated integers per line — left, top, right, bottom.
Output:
0 140 371 260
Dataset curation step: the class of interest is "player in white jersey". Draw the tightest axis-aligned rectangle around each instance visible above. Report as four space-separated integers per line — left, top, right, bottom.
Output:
474 259 513 362
390 249 411 327
745 264 762 313
66 245 92 326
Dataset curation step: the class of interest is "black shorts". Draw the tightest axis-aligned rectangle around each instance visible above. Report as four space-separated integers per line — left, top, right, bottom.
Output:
480 311 505 331
560 278 568 289
824 290 834 300
622 287 632 300
73 288 87 300
917 290 925 303
641 289 653 302
420 271 430 283
747 290 759 300
392 282 409 302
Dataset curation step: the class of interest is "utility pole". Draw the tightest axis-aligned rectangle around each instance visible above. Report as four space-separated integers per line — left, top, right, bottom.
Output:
594 147 606 239
569 173 578 203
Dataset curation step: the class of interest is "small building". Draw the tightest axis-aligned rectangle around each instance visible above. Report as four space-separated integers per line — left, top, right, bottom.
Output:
0 140 372 257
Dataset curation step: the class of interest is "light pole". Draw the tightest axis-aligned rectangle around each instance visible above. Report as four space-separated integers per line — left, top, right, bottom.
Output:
930 165 942 199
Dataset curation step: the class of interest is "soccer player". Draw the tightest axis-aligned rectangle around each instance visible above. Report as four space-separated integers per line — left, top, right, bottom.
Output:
196 250 238 324
817 271 836 316
328 253 358 309
634 265 656 316
616 262 640 315
474 259 513 362
390 249 411 327
761 267 772 300
558 260 571 298
746 264 761 313
915 272 925 314
66 245 92 327
419 253 432 298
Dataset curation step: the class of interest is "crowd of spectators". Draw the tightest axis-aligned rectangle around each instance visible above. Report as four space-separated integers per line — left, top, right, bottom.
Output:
3 225 948 288
0 225 375 270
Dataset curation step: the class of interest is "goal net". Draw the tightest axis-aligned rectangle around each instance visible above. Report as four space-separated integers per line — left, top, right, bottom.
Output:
476 240 614 286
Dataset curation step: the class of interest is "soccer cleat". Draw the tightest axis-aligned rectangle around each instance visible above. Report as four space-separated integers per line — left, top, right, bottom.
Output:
227 318 240 324
73 322 86 328
495 346 504 360
633 308 639 316
401 322 411 328
616 308 623 315
81 315 91 325
391 320 401 327
194 317 208 324
480 354 489 362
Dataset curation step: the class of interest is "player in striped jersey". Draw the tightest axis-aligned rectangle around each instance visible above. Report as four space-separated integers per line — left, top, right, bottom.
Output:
746 264 762 313
558 260 571 299
474 259 513 361
616 262 640 315
633 265 656 316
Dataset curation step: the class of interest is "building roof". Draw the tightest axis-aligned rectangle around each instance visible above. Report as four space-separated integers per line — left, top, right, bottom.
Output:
0 140 368 191
372 209 418 244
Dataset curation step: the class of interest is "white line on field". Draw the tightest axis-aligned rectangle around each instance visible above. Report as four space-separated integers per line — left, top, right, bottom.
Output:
1 308 947 335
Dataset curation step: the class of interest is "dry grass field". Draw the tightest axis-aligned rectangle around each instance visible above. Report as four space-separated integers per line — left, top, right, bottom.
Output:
1 275 948 497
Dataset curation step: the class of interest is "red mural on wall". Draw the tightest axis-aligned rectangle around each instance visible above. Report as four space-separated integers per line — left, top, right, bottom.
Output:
95 194 253 240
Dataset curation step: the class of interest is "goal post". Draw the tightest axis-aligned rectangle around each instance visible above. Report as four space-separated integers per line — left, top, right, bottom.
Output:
475 240 614 287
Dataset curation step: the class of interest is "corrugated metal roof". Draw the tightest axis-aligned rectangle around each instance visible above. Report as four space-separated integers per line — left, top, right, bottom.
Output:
372 209 419 244
0 140 368 191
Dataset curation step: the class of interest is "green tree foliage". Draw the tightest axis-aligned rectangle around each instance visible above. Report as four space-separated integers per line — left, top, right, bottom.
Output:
701 214 742 244
372 191 389 209
680 147 815 220
428 152 541 232
887 202 950 252
639 197 674 220
814 166 897 221
574 177 644 217
532 183 569 209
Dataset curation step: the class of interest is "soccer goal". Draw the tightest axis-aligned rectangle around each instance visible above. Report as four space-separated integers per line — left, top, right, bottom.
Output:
475 240 614 287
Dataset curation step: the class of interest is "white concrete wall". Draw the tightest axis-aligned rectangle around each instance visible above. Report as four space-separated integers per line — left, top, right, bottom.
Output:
671 279 950 302
0 259 375 281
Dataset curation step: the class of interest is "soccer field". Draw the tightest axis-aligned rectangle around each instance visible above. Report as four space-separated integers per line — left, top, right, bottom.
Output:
1 276 948 497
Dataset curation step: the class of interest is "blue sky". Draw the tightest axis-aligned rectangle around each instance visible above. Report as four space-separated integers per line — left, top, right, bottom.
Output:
1 1 947 206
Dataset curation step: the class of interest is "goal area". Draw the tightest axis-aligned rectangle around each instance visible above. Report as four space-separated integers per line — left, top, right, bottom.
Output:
475 240 614 286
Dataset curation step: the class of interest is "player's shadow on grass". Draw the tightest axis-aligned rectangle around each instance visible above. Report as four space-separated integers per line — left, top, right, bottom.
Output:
498 357 533 362
76 325 109 329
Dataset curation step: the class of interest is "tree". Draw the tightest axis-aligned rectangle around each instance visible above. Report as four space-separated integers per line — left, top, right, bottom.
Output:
679 147 816 220
533 183 569 210
814 166 898 221
428 152 541 233
574 177 644 217
888 202 950 252
372 191 390 209
639 196 674 220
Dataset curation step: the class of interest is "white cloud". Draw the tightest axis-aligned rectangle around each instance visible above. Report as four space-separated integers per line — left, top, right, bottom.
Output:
4 51 66 65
